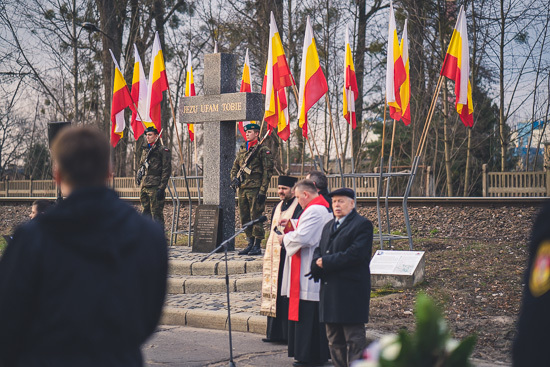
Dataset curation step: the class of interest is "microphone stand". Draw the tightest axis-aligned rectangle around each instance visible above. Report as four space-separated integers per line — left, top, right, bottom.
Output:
201 221 258 367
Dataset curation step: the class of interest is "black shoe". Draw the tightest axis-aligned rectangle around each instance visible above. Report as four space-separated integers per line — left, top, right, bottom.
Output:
248 238 263 255
238 237 255 255
262 337 285 343
293 361 323 367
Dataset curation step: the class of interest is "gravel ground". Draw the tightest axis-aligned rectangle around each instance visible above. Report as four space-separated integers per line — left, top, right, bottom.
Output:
0 201 544 363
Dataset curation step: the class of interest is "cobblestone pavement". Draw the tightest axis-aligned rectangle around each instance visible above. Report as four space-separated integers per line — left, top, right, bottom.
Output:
168 246 263 262
165 291 261 314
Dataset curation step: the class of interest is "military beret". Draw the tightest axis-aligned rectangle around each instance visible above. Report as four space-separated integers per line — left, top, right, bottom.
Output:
144 126 159 134
244 123 260 131
329 188 355 200
278 175 298 188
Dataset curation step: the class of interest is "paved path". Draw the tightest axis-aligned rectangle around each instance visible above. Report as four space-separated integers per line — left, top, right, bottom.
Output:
143 325 510 367
160 246 511 367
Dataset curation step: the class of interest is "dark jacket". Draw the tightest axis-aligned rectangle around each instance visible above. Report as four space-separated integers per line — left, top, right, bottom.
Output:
513 200 550 367
0 187 167 367
318 188 332 212
311 209 373 324
230 142 274 194
140 142 171 190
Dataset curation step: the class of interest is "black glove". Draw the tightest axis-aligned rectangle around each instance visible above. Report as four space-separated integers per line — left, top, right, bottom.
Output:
256 193 266 205
156 188 166 201
304 271 320 283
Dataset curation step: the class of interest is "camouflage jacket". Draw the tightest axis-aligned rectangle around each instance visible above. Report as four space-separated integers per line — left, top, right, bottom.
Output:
139 143 172 190
230 142 274 193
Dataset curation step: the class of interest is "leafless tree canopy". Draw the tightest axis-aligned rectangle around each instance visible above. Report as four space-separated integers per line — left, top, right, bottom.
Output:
0 0 548 195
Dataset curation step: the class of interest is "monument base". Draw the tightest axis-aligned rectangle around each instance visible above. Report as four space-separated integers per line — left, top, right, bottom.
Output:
370 250 425 289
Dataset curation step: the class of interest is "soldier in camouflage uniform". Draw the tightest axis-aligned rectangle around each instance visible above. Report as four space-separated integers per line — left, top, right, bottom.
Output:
231 123 274 255
138 126 172 229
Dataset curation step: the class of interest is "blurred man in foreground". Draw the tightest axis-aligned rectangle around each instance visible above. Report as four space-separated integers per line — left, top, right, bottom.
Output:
0 126 168 366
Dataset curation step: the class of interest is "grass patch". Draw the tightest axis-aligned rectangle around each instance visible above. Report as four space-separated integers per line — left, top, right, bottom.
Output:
371 286 402 298
0 236 7 256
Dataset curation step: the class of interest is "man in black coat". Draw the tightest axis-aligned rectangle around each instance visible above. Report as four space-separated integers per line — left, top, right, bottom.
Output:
311 188 373 367
0 127 168 367
513 200 550 366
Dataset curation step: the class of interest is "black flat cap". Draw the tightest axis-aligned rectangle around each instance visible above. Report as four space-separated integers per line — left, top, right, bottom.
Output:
329 188 355 199
278 175 298 188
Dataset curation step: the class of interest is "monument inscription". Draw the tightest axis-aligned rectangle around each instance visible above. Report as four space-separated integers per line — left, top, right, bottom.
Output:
180 93 263 123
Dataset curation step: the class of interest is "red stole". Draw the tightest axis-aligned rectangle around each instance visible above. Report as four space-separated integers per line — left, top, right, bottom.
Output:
288 195 330 321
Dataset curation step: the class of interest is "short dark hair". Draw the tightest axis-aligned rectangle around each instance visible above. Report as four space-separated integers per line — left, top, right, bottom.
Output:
32 199 53 214
307 170 328 191
294 179 318 195
51 126 111 187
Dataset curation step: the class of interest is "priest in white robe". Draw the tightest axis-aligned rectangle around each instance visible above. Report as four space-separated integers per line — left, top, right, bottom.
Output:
278 179 333 366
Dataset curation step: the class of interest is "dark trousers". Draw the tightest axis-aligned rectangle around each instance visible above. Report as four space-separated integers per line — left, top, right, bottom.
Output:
288 300 330 364
325 323 367 367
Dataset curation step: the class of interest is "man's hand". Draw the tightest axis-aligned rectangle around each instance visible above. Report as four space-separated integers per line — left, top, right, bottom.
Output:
256 193 266 205
316 258 323 268
278 219 289 228
156 189 166 201
277 234 284 244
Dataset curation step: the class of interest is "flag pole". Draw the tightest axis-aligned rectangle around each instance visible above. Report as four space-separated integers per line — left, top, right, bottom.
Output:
376 99 388 248
166 87 185 164
381 97 388 159
385 118 398 246
417 75 443 158
290 83 318 170
325 94 345 183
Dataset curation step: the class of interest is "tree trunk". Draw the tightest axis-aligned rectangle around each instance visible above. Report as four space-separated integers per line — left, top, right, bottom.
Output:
96 0 127 176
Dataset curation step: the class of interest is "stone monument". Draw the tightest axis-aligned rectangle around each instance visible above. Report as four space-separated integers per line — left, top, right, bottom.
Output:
180 53 264 252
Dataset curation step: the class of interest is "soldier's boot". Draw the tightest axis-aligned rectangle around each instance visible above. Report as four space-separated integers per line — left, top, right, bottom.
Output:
248 238 263 256
238 237 255 255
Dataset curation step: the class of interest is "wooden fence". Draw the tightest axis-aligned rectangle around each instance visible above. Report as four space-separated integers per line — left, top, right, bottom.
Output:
0 175 379 199
3 167 548 198
482 164 550 197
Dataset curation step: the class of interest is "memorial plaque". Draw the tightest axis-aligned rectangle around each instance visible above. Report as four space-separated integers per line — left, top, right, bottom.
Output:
370 250 425 288
192 205 223 253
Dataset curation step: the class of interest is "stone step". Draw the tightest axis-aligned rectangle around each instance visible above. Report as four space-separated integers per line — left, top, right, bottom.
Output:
167 273 262 294
168 259 263 276
168 246 263 276
161 308 267 334
161 291 265 333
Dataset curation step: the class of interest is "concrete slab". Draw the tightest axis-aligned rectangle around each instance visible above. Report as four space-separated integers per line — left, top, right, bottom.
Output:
186 309 228 330
235 277 262 292
217 260 247 275
166 278 184 294
245 260 263 273
227 312 253 333
247 314 267 334
184 278 236 294
160 307 187 326
168 260 194 276
191 261 219 275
